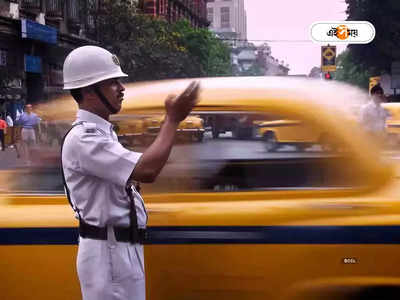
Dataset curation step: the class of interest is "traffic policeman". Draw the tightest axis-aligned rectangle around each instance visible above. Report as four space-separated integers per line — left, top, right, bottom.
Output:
61 45 200 300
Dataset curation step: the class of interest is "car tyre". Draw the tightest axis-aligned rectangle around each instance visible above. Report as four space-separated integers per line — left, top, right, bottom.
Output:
264 131 278 152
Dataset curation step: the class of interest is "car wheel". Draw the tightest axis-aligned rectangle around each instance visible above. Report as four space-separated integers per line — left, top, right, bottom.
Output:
264 131 277 152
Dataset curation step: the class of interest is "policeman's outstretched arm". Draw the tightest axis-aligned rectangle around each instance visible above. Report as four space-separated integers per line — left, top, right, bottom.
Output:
131 81 201 183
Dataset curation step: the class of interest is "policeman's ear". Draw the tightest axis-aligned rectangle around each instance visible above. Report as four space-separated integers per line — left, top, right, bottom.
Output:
81 86 96 100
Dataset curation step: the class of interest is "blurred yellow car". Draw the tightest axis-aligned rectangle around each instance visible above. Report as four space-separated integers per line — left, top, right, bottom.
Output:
111 115 145 147
3 77 400 300
257 119 337 152
143 114 205 143
383 102 400 145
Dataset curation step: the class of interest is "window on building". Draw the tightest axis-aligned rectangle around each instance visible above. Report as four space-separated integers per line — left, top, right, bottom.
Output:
46 0 64 18
86 0 97 32
0 50 7 67
21 0 41 10
67 0 80 22
207 7 213 25
221 6 230 28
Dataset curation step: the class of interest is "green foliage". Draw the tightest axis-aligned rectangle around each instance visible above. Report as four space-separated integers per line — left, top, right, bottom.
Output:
94 1 232 81
345 0 400 73
335 50 374 90
172 20 232 77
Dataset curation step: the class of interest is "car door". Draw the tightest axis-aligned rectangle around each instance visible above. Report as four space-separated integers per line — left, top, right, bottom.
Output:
137 106 400 300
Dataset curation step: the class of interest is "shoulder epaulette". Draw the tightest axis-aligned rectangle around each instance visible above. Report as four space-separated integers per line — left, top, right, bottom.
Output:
82 122 97 133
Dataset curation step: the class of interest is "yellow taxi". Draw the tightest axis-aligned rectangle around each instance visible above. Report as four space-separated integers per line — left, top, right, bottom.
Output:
2 77 400 300
257 119 329 151
111 115 145 147
143 114 205 144
383 102 400 145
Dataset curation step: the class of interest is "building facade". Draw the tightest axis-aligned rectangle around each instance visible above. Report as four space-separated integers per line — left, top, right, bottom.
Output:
0 0 100 119
231 43 290 76
140 0 208 28
206 0 247 42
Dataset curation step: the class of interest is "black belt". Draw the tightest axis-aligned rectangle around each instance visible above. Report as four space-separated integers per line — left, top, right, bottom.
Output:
79 220 147 244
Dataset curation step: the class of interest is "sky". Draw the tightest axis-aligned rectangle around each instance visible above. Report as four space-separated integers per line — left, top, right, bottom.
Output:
244 0 348 75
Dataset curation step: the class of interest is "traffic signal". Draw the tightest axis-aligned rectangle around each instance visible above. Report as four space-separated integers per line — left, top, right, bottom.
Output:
324 72 332 80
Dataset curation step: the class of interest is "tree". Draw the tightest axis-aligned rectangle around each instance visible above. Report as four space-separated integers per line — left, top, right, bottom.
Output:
334 50 374 90
171 20 232 77
94 1 231 81
345 0 400 73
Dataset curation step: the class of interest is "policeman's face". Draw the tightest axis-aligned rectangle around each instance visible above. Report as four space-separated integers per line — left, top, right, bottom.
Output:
98 78 125 113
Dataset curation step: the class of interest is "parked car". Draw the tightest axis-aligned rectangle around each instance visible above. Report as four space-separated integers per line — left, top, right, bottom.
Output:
111 115 145 147
383 103 400 146
2 77 400 300
142 114 205 144
257 119 338 152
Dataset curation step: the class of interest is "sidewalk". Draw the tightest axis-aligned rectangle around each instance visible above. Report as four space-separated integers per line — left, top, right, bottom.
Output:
0 146 29 170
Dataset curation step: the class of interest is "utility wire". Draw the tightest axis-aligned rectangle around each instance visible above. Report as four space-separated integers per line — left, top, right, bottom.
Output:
219 38 313 43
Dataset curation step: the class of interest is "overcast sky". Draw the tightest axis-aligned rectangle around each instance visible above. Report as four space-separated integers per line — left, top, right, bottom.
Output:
244 0 348 75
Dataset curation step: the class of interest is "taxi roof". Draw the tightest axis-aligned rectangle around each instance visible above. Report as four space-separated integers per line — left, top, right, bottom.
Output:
37 77 369 120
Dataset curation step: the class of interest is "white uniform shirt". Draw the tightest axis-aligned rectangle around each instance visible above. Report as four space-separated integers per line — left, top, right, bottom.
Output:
360 101 390 133
62 109 147 228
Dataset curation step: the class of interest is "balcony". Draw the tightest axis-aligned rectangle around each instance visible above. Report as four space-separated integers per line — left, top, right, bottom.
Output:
21 0 41 10
46 0 64 18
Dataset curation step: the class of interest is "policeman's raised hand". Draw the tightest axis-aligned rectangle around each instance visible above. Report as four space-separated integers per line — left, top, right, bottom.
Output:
165 81 201 124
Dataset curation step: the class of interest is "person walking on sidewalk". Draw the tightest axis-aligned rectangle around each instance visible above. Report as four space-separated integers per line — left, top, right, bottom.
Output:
17 104 41 163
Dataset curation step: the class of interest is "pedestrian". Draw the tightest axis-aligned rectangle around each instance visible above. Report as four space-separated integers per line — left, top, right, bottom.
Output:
0 115 7 151
61 45 200 300
6 114 19 152
17 104 41 163
360 84 390 144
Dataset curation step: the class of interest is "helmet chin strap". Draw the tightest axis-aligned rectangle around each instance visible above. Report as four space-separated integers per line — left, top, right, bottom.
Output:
93 85 119 114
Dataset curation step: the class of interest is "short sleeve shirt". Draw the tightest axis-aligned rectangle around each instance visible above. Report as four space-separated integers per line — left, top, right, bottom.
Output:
360 101 390 133
62 109 147 228
18 112 41 129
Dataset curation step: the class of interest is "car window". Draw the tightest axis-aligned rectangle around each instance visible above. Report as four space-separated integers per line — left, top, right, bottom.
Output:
0 108 370 194
135 109 368 193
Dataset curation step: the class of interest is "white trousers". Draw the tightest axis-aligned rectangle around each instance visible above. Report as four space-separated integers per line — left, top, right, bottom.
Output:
21 128 36 144
77 226 146 300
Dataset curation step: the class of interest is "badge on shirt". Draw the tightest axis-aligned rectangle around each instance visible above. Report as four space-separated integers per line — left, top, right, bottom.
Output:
83 122 97 133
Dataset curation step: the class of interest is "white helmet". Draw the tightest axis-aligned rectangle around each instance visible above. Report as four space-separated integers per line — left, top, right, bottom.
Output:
63 46 128 90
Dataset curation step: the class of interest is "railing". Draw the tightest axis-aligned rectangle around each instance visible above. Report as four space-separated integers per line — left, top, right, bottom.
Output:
21 0 41 10
46 0 64 18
